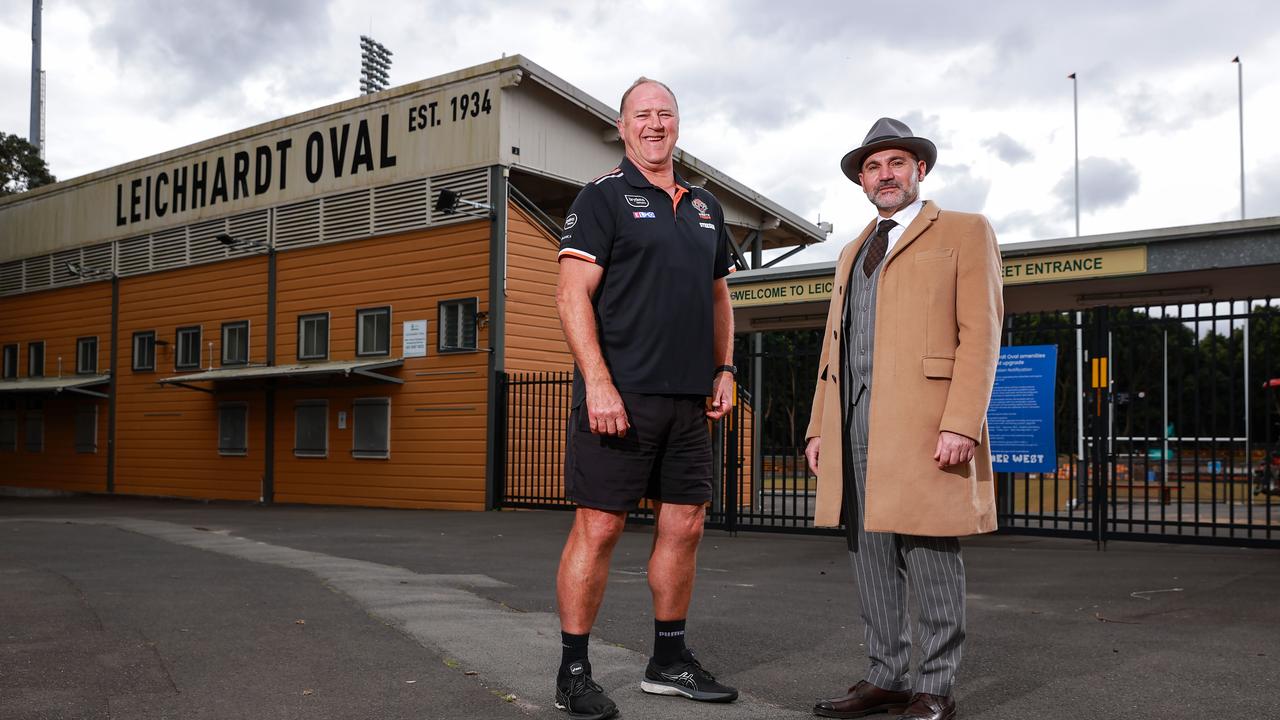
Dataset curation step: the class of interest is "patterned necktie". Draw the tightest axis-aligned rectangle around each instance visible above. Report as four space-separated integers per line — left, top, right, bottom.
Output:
862 219 897 277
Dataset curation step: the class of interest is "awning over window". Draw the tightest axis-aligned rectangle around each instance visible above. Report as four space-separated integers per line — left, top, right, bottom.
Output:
0 374 111 399
158 359 404 393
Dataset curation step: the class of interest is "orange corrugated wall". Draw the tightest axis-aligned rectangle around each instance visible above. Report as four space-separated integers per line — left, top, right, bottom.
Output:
0 282 111 492
114 256 268 500
271 220 492 509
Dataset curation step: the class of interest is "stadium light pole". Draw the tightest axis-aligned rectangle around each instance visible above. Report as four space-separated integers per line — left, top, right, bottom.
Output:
359 35 393 95
1232 56 1245 220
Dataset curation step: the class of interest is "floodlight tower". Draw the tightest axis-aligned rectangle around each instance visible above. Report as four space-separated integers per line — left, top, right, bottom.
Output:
359 35 393 95
30 0 45 157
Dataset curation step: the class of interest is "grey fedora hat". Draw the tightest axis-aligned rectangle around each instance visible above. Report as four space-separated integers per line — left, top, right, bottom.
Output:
840 117 937 185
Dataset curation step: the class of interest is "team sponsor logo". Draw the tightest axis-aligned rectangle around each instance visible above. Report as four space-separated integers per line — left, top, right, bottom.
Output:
624 194 650 208
699 222 716 230
560 235 572 242
564 213 578 229
698 213 712 220
692 198 709 214
633 211 656 219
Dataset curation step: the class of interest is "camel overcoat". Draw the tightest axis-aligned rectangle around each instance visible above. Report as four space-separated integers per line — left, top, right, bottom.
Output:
804 200 1004 536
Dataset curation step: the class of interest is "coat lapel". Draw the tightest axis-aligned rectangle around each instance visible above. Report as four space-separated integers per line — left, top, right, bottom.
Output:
884 200 940 266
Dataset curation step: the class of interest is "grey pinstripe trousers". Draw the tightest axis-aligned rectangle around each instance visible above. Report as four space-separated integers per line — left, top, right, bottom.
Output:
845 384 966 696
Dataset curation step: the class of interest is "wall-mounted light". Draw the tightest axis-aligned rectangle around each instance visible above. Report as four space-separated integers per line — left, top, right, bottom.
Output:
476 310 490 329
216 233 271 253
65 261 116 279
435 189 494 219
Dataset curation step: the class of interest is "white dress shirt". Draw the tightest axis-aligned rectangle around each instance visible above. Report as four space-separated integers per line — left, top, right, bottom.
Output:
871 197 924 257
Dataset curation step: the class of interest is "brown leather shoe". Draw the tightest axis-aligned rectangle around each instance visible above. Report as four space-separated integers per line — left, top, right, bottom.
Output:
899 693 956 720
813 680 912 718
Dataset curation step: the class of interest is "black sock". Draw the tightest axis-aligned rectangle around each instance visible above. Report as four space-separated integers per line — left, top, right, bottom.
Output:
560 631 589 674
652 619 687 666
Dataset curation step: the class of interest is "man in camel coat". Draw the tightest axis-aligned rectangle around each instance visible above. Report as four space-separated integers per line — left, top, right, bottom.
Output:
805 118 1003 720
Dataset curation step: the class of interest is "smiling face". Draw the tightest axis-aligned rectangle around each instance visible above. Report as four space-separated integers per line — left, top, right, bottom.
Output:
858 147 926 215
617 81 680 174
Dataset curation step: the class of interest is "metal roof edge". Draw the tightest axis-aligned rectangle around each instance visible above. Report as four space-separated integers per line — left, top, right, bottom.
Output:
1000 214 1280 256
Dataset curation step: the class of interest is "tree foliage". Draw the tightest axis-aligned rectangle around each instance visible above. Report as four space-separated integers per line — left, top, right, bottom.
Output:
1 131 56 195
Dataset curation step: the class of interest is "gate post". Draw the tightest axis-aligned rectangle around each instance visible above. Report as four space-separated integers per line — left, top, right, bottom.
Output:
725 395 740 534
1088 308 1112 549
490 371 508 510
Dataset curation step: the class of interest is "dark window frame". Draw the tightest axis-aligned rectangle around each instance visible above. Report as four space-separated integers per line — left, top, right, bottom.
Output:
76 337 99 375
438 297 480 353
297 313 330 361
356 306 392 357
352 397 391 459
27 341 44 378
175 326 202 370
221 320 250 367
294 400 328 458
132 331 156 372
217 402 249 456
2 344 18 379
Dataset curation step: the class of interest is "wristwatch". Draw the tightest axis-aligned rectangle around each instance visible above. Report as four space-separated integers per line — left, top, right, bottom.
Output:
714 364 737 377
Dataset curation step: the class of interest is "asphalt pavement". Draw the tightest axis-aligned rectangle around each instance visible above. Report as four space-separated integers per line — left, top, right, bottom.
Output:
1 494 1277 719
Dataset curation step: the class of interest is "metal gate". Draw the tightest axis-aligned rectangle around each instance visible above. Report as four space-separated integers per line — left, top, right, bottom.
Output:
496 297 1280 547
1002 298 1280 548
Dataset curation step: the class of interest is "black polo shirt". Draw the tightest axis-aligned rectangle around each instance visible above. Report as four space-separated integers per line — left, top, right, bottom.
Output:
558 156 734 405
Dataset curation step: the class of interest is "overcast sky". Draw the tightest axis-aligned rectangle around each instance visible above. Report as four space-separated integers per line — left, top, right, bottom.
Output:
2 0 1279 264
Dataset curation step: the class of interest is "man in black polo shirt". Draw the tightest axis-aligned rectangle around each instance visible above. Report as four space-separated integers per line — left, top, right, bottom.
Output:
552 77 739 719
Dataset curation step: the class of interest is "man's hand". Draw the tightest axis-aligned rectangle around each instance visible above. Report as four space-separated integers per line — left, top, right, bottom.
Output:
805 436 821 477
933 430 976 469
705 372 734 420
585 382 630 437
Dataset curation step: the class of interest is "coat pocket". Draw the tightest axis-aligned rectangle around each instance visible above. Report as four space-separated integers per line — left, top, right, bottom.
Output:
922 355 955 379
915 247 955 262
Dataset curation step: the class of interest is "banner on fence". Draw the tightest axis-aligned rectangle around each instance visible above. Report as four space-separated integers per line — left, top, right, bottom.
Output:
988 344 1057 473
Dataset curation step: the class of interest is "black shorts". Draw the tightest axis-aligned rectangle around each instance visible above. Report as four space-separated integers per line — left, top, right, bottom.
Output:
565 393 713 511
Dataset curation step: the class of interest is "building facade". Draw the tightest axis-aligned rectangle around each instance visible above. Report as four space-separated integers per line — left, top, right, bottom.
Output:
0 57 822 509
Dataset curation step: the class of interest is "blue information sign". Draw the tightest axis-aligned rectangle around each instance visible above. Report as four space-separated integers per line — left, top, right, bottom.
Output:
988 344 1057 473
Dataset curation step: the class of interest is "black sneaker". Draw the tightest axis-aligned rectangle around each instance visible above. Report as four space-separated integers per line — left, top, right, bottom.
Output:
640 649 738 703
555 661 618 720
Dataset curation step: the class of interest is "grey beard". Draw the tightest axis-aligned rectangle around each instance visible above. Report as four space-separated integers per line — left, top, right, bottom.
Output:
867 181 918 213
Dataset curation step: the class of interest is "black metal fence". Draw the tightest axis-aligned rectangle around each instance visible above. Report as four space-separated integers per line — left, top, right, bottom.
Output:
1000 299 1280 547
496 297 1280 547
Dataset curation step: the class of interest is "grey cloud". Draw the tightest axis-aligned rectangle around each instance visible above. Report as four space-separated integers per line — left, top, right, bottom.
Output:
927 163 991 213
666 67 823 133
994 209 1066 240
1052 156 1141 216
1120 82 1227 135
982 133 1033 164
898 111 950 150
71 0 344 108
722 0 1280 110
1246 157 1280 219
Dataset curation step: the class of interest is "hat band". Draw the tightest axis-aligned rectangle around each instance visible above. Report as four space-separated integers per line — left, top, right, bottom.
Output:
866 134 913 145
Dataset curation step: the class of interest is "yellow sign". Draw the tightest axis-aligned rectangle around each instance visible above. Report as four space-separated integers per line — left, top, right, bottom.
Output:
729 246 1149 308
1002 246 1146 285
729 277 834 307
